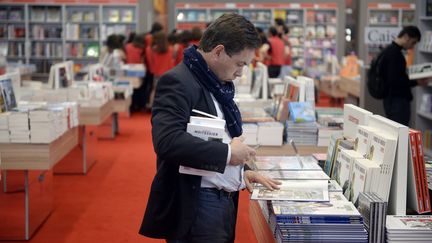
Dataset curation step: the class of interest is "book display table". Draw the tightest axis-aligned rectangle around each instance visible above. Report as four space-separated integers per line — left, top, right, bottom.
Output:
251 145 327 242
53 100 114 174
0 127 78 240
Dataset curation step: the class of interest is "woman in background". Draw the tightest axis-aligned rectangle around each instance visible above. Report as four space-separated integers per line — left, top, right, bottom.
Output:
145 31 175 108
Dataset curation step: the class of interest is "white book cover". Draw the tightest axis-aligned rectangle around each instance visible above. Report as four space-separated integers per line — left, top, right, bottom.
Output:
386 215 432 231
348 158 380 205
367 131 397 201
179 117 228 177
242 123 258 145
257 122 284 146
355 125 377 158
259 170 329 180
331 149 363 198
272 201 361 217
254 156 321 171
251 180 329 201
343 104 372 140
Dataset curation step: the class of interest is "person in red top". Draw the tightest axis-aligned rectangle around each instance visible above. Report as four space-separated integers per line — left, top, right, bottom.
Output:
267 26 285 78
125 33 144 64
275 18 292 78
145 31 175 108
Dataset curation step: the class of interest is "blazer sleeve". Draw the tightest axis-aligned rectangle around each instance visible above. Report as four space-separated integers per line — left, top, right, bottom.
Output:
151 70 228 174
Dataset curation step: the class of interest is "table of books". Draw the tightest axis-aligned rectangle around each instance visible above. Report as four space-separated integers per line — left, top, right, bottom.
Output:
53 100 114 174
0 127 78 240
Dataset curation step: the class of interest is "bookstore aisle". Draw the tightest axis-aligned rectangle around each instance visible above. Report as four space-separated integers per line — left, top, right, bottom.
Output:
1 113 258 243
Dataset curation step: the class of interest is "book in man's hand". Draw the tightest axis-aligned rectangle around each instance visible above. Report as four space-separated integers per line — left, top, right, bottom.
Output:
179 115 228 177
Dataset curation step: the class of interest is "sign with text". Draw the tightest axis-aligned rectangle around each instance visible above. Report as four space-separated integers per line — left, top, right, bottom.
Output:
364 27 401 45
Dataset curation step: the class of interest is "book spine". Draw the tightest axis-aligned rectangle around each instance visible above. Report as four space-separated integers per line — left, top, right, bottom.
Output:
416 131 431 213
409 131 424 212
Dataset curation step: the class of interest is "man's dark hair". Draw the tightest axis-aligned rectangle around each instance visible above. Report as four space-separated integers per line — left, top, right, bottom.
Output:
398 25 421 41
199 13 260 56
150 22 163 34
268 26 278 37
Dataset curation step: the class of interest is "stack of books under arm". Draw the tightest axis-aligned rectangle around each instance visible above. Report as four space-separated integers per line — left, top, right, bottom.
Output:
386 215 432 243
285 101 319 146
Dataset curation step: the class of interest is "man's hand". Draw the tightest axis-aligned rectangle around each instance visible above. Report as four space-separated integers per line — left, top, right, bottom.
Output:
229 137 256 166
244 170 281 193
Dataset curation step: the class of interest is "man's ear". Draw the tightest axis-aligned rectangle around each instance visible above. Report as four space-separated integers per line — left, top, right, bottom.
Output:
212 45 225 58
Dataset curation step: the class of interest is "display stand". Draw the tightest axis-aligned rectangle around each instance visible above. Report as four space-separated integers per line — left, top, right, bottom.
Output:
53 100 114 174
0 127 78 240
112 96 132 134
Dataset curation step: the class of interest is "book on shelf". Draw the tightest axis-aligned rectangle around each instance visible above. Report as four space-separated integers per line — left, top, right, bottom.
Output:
70 11 83 22
259 170 329 180
46 8 61 22
407 129 430 214
427 0 432 16
323 132 344 176
288 101 315 123
31 7 45 22
0 10 6 20
354 125 377 158
107 9 120 23
343 104 372 140
83 11 96 22
347 158 380 206
9 9 23 21
357 192 387 243
367 130 398 202
0 77 17 112
251 180 329 202
179 115 227 177
121 9 133 22
414 130 432 212
331 149 363 199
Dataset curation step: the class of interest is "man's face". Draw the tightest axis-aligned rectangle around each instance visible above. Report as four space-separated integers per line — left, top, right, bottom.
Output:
210 46 255 82
403 36 419 50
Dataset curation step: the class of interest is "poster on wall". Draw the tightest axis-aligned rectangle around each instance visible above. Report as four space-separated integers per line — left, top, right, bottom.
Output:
364 27 401 45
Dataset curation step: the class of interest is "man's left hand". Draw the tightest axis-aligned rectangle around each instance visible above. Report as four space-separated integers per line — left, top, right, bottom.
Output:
244 170 281 193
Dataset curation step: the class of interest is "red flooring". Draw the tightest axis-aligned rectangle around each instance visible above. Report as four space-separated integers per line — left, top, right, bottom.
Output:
4 113 258 243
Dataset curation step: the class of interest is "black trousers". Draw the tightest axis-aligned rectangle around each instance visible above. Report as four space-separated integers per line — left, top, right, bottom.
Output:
383 96 411 126
268 65 281 78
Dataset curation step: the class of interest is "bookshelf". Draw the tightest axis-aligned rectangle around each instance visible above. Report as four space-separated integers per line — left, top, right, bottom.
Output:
0 1 138 76
358 0 417 66
168 0 345 71
415 0 432 137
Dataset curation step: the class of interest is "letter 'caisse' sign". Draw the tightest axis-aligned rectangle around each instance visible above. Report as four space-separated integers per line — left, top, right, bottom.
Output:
364 27 401 45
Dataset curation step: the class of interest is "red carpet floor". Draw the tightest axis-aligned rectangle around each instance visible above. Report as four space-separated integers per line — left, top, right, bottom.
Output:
5 113 258 243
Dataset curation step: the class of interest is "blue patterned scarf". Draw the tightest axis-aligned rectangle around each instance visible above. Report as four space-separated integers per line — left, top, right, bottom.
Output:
183 45 242 137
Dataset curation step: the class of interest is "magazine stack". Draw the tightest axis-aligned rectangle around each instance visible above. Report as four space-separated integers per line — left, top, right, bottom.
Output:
386 215 432 243
270 200 368 243
285 120 318 146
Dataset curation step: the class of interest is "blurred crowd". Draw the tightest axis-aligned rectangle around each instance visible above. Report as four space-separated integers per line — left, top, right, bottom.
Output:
99 18 292 112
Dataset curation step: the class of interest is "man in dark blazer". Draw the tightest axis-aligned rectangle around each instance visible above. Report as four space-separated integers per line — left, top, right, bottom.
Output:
139 13 280 243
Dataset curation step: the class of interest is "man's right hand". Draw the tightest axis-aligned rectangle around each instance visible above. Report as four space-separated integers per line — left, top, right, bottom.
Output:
229 137 256 166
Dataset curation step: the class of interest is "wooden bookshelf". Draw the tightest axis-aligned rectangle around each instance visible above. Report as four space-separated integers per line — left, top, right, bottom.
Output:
0 127 78 170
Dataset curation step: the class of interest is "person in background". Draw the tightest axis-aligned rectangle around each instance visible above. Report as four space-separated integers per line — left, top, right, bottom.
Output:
267 26 285 78
145 22 163 48
378 26 429 126
126 32 136 44
174 30 192 65
189 26 202 46
275 18 292 78
254 27 270 66
139 13 280 243
145 31 175 108
167 32 181 65
100 34 125 69
125 33 144 64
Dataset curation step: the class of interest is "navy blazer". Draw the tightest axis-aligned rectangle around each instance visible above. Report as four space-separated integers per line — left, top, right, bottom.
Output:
139 63 233 239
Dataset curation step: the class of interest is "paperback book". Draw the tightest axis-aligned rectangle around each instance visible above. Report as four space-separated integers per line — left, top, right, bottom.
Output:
251 180 329 202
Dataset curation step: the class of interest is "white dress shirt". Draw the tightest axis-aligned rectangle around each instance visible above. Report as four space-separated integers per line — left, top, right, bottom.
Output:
200 94 245 192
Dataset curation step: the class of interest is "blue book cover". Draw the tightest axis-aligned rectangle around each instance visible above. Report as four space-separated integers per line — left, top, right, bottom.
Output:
288 101 316 123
